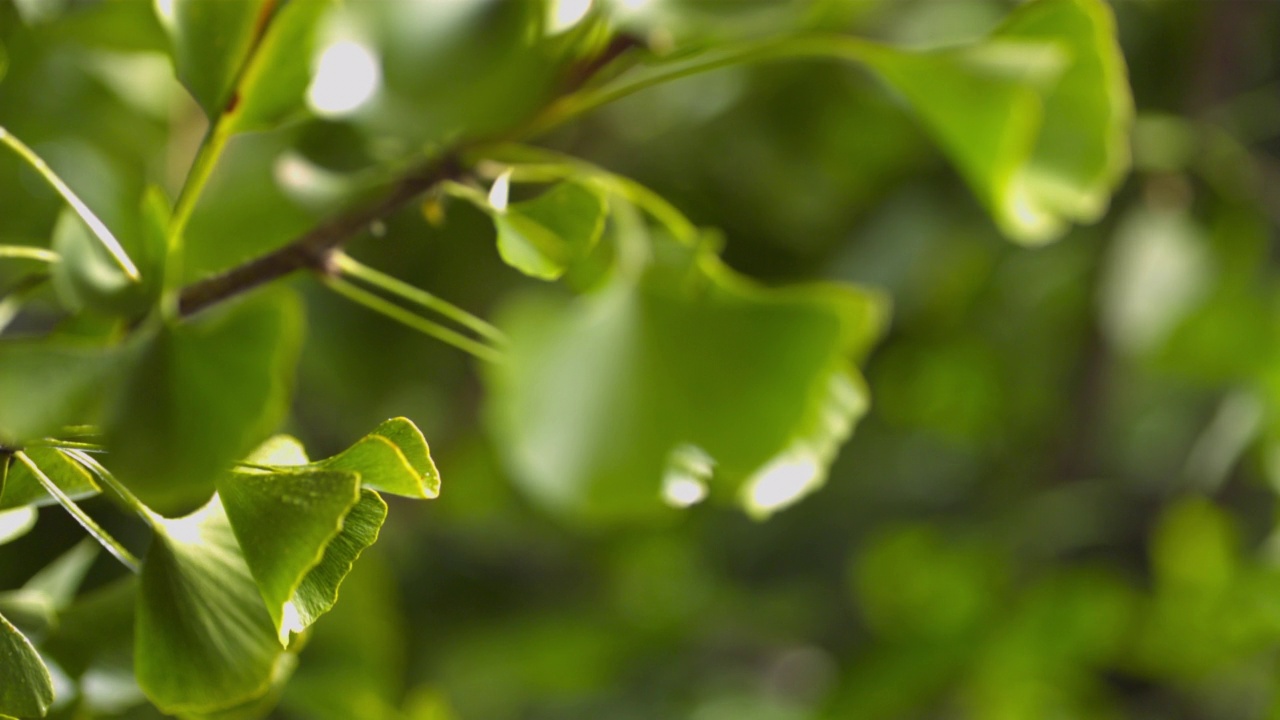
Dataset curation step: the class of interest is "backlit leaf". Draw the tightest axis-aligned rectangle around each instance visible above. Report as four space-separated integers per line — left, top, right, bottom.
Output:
320 418 441 499
135 496 285 715
0 448 100 511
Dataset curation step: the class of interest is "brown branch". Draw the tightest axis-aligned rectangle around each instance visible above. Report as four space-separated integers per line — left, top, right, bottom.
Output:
175 33 641 319
177 153 463 317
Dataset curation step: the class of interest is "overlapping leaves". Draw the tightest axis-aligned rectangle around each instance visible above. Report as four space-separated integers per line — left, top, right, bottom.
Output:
135 419 436 715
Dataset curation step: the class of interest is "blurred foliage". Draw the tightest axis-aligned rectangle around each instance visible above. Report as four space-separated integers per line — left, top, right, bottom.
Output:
0 0 1278 718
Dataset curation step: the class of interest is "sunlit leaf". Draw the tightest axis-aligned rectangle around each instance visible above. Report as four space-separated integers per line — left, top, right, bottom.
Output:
217 466 362 644
0 610 53 719
486 237 886 518
106 290 304 511
320 418 441 499
287 490 387 641
0 448 100 511
135 496 285 715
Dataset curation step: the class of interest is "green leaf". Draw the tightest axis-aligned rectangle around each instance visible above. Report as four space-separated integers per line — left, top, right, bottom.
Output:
0 610 53 719
136 496 286 715
493 182 608 281
217 466 362 644
106 290 304 512
226 0 333 133
0 540 100 636
319 418 441 499
0 448 100 511
0 341 118 445
163 0 268 117
287 490 387 640
861 0 1129 242
50 187 167 316
485 238 886 519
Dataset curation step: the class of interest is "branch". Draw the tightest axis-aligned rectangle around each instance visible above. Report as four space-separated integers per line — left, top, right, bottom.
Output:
176 35 647 318
177 153 463 317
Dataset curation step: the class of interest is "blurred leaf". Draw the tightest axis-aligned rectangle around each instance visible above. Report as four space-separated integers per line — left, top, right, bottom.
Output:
0 448 99 511
281 552 406 720
0 610 53 719
478 180 607 281
135 496 284 716
319 417 441 499
0 540 99 638
863 0 1130 242
486 237 886 518
51 185 167 317
226 0 333 133
164 0 267 117
106 290 304 511
0 341 118 445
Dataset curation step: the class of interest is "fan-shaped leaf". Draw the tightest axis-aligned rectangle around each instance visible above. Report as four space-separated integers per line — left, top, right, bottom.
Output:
486 237 886 518
217 467 362 644
320 418 440 499
135 496 285 715
106 290 304 512
0 341 118 445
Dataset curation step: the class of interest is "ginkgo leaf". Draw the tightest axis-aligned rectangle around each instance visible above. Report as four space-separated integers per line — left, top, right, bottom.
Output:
286 490 388 640
135 496 285 715
0 540 99 637
106 290 304 512
319 418 441 499
0 610 54 719
495 182 607 280
217 467 362 645
486 236 886 519
860 0 1129 242
0 448 100 511
0 341 118 445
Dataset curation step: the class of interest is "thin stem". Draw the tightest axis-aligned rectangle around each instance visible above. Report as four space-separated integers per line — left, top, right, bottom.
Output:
15 451 141 573
163 121 233 317
524 35 878 138
26 439 105 452
323 276 504 364
0 245 59 263
333 253 507 346
62 449 157 527
0 126 140 280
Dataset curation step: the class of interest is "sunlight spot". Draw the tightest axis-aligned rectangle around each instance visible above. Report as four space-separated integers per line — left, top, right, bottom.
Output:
662 476 707 508
279 600 306 644
742 452 822 517
488 170 512 212
307 40 381 118
153 0 175 28
549 0 593 33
